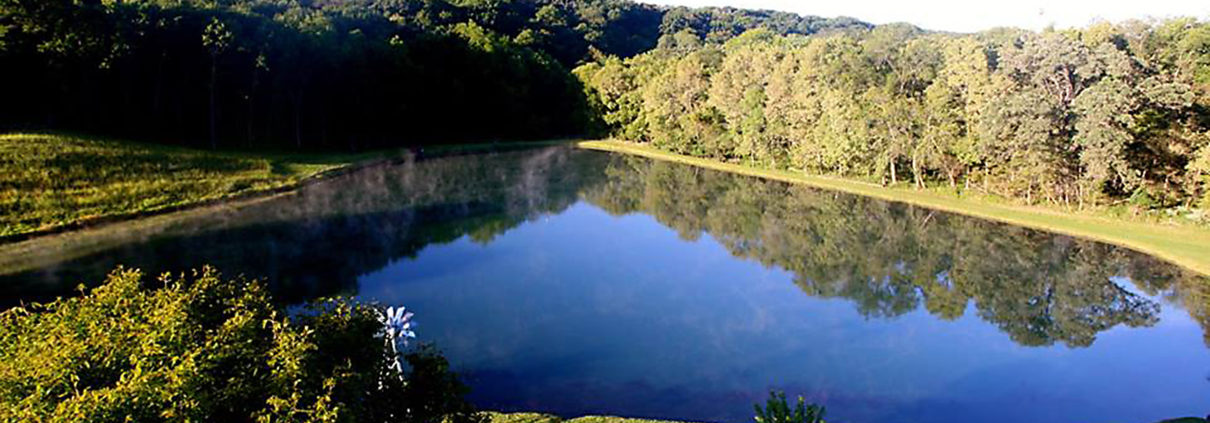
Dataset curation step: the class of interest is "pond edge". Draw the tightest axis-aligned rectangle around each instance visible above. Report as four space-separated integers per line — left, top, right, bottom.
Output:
578 139 1210 278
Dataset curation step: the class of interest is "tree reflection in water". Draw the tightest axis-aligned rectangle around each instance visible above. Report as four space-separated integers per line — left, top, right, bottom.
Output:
584 156 1209 348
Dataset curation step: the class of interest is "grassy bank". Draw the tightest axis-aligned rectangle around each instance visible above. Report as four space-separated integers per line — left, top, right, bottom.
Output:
486 412 687 423
578 140 1210 277
0 133 386 239
0 133 574 240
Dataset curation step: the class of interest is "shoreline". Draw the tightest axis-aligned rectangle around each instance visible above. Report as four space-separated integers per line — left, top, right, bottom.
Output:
7 135 1207 277
0 136 573 246
0 138 575 275
0 157 388 245
577 139 1210 277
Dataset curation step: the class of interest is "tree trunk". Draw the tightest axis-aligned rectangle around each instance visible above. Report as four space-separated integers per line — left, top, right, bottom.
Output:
246 68 258 148
152 52 167 135
293 90 305 149
209 58 218 150
321 110 329 147
890 160 898 185
912 156 923 189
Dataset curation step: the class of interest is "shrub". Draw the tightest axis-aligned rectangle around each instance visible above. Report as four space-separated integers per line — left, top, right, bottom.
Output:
753 391 825 423
1128 186 1159 210
0 266 483 423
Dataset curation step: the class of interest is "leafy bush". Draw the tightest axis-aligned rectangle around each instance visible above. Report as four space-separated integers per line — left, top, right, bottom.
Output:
0 266 483 423
753 391 825 423
1129 186 1160 210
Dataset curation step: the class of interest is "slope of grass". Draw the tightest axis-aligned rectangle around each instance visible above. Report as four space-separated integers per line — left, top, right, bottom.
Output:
485 412 689 423
578 140 1210 277
0 133 580 241
0 133 379 238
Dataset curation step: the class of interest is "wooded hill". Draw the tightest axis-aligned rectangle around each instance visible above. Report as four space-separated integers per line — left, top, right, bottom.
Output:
3 0 1210 209
577 22 1210 209
0 0 867 150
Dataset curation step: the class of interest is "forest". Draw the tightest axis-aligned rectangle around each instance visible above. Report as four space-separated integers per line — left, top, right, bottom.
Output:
0 0 865 150
576 22 1210 209
3 0 1210 209
5 3 1210 421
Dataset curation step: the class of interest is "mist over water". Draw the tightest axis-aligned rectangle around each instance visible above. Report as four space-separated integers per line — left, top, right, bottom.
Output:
2 146 1207 423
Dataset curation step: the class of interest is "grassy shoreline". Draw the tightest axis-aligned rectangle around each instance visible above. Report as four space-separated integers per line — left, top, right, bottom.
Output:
0 133 388 241
578 139 1210 277
0 133 571 242
486 412 689 423
7 133 1209 276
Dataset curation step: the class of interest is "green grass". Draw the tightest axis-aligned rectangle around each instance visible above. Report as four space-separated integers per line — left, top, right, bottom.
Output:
485 412 690 423
579 139 1210 277
0 133 579 240
0 133 381 238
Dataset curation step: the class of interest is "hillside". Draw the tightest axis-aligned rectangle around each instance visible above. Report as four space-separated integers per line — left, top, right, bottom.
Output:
0 0 869 151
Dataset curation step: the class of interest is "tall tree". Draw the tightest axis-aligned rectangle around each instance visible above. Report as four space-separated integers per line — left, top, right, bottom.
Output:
203 17 232 150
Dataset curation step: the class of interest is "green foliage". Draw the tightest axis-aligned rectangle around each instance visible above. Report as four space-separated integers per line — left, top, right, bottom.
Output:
0 266 483 423
202 18 233 56
0 0 871 150
753 392 824 423
1129 186 1160 210
0 0 595 149
577 19 1210 210
1074 77 1138 196
1192 141 1210 209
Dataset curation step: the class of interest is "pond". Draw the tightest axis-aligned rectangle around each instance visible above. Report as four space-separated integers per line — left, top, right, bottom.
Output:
1 146 1207 423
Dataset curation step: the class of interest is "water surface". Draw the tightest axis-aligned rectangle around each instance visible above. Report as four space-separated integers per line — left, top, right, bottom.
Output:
2 146 1207 423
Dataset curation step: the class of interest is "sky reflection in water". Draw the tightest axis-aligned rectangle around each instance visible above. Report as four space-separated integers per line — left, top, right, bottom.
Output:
358 201 1208 423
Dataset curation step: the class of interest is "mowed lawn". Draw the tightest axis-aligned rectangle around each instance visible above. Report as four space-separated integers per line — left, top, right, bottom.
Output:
0 133 368 238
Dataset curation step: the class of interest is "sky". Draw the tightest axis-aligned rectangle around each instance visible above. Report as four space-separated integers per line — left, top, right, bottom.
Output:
646 0 1210 33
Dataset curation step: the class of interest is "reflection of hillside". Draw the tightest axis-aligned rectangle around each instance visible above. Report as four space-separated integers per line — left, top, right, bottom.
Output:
584 157 1210 348
0 147 610 305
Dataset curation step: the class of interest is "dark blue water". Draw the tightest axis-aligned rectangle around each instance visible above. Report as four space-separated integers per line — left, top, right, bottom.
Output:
2 146 1207 423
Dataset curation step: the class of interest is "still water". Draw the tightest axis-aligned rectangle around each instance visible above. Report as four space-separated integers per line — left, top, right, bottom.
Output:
2 146 1207 423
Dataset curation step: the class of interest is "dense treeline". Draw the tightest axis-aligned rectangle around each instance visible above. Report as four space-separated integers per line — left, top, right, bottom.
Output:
431 0 869 65
577 22 1210 210
7 1 1210 210
0 0 866 150
0 0 585 149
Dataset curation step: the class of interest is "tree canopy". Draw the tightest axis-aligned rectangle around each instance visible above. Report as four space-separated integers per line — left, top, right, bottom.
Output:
577 20 1210 209
4 1 1210 211
0 0 868 150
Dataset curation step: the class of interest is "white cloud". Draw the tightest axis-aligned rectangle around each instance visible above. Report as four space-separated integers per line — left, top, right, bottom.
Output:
644 0 1210 33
